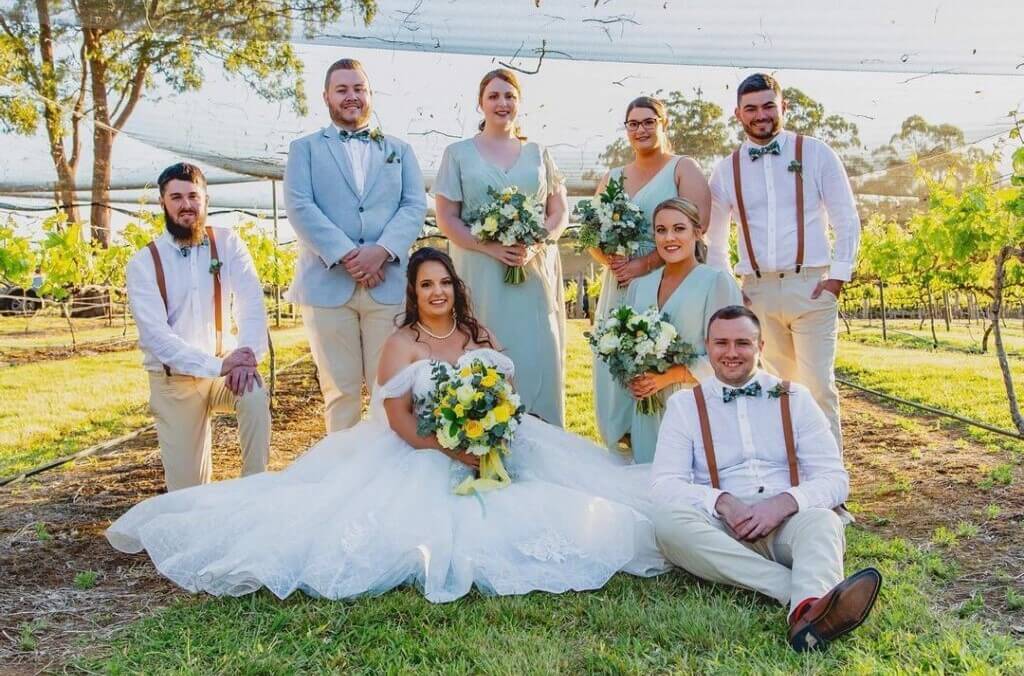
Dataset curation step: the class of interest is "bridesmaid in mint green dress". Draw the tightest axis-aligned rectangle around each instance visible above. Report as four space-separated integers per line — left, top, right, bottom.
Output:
434 69 569 426
590 96 712 451
626 197 741 464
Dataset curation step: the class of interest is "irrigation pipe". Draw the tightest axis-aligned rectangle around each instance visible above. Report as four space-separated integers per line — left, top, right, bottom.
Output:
0 352 313 488
835 375 1024 442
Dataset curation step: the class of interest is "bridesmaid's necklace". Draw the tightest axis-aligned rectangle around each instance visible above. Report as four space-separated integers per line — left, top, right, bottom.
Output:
417 318 457 340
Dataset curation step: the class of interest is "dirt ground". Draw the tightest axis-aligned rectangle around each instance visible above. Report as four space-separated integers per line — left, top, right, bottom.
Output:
1 365 1021 671
0 338 138 367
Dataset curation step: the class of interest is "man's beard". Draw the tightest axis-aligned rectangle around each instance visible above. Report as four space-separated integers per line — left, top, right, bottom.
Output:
163 206 206 243
331 102 372 129
743 117 782 141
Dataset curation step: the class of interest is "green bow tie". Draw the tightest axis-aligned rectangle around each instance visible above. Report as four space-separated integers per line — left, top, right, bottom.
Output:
178 236 209 257
339 128 371 143
748 140 781 161
723 381 762 403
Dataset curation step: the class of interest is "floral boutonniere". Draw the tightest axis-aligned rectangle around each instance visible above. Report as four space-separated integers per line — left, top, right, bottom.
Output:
787 160 802 174
767 382 790 399
209 258 223 275
386 150 401 164
369 127 385 149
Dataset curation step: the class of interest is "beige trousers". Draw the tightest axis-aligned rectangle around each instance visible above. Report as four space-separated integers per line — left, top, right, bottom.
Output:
653 502 846 616
743 267 842 450
148 373 270 492
301 287 400 433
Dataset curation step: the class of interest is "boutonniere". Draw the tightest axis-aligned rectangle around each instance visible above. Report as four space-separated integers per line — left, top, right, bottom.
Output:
767 383 790 399
386 150 401 164
788 160 802 174
369 127 385 149
209 258 223 275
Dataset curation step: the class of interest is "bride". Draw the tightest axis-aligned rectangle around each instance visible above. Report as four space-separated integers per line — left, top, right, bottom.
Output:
107 247 668 602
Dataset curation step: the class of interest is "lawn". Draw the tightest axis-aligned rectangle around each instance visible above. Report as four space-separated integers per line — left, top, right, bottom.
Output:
73 320 1024 673
840 318 1024 356
0 325 310 479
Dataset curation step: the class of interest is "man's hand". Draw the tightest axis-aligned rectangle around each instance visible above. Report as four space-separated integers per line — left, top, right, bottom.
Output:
811 278 844 300
342 245 391 283
732 493 799 542
220 347 257 375
225 365 263 396
714 493 754 535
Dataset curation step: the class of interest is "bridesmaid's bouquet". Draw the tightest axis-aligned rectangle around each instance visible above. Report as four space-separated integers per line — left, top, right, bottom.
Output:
415 358 526 495
572 175 648 257
469 186 549 285
586 304 697 416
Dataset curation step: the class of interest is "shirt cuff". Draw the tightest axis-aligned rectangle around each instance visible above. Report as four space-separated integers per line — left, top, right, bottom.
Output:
202 354 224 379
827 262 854 282
380 244 398 262
704 488 725 519
784 487 808 513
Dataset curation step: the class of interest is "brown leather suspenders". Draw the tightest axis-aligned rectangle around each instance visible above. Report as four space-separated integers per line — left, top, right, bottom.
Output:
147 226 223 376
691 382 799 489
730 134 805 277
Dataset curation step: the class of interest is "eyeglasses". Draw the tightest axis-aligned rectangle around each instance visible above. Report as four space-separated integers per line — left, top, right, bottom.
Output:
624 118 660 132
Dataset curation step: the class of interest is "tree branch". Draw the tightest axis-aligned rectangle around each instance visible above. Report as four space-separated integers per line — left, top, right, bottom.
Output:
112 57 149 131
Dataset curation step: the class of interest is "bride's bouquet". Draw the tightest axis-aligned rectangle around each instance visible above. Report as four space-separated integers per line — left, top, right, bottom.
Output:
586 304 697 416
468 186 549 285
572 175 648 257
416 358 526 495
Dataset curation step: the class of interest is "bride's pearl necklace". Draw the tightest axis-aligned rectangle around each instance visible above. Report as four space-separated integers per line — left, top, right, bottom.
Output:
417 319 457 340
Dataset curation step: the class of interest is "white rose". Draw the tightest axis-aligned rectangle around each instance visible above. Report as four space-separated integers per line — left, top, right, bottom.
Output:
456 383 476 406
598 332 621 355
437 424 460 450
482 411 498 430
507 392 522 409
467 443 491 457
654 332 672 356
635 339 655 358
659 321 678 341
500 203 517 219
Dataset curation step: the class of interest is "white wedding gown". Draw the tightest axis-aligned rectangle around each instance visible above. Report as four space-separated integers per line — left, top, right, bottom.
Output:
107 348 669 602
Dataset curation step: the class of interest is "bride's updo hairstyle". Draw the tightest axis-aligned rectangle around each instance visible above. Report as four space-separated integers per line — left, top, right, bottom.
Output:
652 197 707 264
401 247 494 348
478 68 527 141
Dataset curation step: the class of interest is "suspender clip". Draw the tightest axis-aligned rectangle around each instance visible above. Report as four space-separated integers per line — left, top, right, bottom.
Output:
754 270 762 279
795 264 802 274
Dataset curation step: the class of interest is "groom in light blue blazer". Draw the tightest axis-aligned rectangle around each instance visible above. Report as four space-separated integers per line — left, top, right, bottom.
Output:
285 57 426 433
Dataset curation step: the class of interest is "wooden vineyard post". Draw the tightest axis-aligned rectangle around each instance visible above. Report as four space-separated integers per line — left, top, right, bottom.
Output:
878 279 888 342
943 290 952 331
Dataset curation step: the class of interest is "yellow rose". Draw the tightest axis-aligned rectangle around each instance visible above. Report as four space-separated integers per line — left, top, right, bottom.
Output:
433 407 441 417
480 371 498 388
459 366 472 378
454 404 465 417
474 391 485 402
493 404 512 424
612 212 621 221
465 419 485 439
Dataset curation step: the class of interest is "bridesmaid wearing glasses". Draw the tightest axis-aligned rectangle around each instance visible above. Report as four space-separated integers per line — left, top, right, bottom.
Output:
590 96 712 457
434 69 569 426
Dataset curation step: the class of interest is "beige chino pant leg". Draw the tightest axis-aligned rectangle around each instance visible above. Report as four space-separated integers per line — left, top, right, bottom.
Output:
302 287 400 433
653 503 846 615
149 373 214 491
208 377 271 478
744 268 843 450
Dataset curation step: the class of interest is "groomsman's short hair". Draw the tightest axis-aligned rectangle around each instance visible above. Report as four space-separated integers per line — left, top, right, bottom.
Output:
707 305 762 339
158 163 207 195
736 73 782 104
324 58 369 89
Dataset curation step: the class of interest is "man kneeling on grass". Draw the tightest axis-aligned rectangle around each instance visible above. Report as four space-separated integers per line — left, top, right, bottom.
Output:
126 163 270 491
650 304 880 652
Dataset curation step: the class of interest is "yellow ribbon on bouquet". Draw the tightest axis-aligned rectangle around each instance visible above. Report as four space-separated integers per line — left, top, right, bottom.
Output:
454 449 511 496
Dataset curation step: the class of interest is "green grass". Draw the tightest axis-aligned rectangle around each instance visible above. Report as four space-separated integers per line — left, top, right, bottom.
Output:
840 318 1024 356
75 320 1024 672
835 340 1024 450
0 326 309 479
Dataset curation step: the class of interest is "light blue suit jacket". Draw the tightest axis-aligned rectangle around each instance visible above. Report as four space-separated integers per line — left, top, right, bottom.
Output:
284 126 427 307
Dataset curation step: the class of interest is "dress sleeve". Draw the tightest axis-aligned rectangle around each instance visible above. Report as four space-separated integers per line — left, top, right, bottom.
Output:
376 361 423 401
541 146 565 194
432 144 464 202
477 348 516 378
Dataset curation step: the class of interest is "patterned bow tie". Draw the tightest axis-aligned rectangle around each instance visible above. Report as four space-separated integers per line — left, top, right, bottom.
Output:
339 128 371 143
748 140 781 161
722 381 763 403
178 236 209 257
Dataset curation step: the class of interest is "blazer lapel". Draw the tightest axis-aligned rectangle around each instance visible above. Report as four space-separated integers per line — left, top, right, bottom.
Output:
321 126 358 196
360 139 386 198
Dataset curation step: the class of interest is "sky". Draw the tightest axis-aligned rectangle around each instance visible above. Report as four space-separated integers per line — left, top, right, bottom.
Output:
2 0 1023 240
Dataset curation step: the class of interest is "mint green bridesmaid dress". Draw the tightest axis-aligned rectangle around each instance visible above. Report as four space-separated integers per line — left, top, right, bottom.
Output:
626 264 742 464
433 139 567 426
593 158 678 450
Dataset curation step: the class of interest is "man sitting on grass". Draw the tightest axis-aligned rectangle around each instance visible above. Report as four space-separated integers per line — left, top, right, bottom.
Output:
126 162 270 491
651 304 880 652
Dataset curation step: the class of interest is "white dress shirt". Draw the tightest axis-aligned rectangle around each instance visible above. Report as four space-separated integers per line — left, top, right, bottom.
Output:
331 123 396 262
126 229 268 378
706 130 861 281
651 369 849 518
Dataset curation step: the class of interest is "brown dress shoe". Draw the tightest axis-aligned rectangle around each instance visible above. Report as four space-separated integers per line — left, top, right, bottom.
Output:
788 567 882 652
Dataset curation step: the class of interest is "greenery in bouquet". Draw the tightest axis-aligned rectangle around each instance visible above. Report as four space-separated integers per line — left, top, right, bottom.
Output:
586 304 697 415
415 358 526 494
469 186 549 284
572 175 648 257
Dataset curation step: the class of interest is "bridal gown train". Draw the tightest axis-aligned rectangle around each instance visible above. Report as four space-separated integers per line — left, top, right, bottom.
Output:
107 348 669 602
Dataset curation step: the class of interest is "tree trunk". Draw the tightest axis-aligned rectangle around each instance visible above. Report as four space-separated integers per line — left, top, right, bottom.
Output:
942 289 952 331
991 247 1024 434
84 27 115 247
982 315 993 353
927 288 938 348
878 280 888 342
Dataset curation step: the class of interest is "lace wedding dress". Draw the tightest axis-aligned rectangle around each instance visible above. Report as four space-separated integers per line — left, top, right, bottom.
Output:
107 348 668 602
